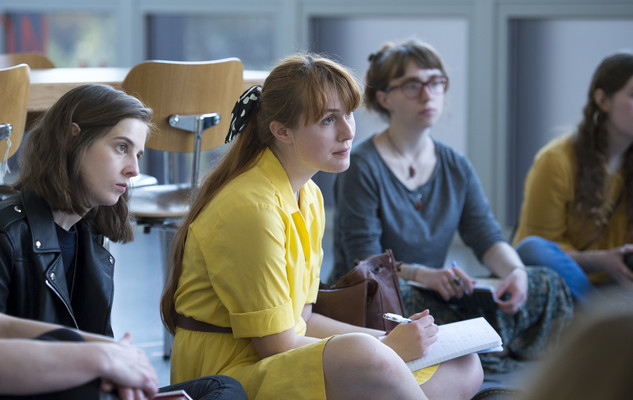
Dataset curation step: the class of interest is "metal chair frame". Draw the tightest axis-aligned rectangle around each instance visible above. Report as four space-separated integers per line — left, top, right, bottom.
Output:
121 59 243 357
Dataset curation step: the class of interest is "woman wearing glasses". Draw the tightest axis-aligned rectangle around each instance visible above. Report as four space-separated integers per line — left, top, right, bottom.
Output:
332 39 574 373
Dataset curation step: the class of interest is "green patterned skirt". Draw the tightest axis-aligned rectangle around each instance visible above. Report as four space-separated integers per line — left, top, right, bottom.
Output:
400 266 574 373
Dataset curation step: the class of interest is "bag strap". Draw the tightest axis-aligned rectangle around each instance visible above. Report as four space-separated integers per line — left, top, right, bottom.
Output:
176 314 233 334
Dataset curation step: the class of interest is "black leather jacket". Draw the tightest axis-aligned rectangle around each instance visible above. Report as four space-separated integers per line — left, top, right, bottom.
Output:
0 187 115 336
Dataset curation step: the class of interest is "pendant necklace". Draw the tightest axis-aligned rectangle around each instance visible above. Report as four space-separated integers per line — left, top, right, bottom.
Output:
384 129 416 180
384 129 424 210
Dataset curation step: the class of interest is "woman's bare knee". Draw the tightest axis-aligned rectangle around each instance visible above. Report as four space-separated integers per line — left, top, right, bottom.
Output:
323 334 396 377
421 353 483 400
323 333 423 400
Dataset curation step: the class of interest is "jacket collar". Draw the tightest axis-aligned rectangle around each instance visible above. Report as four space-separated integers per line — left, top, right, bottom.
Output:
20 186 60 253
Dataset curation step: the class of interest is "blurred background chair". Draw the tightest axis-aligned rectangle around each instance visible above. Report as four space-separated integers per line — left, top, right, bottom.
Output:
0 52 55 69
121 58 243 356
0 52 55 159
0 63 30 191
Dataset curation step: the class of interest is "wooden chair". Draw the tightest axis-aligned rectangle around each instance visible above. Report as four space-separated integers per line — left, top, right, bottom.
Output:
0 53 54 134
0 64 30 186
0 52 55 69
121 58 243 356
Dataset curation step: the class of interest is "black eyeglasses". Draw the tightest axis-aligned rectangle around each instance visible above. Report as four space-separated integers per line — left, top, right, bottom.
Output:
384 76 449 98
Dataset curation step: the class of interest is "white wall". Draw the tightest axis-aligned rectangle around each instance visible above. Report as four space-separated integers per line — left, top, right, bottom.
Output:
309 16 468 208
311 17 469 153
507 18 633 226
2 0 633 228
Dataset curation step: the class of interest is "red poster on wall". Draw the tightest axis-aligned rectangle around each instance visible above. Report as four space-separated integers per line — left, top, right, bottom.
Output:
1 13 48 53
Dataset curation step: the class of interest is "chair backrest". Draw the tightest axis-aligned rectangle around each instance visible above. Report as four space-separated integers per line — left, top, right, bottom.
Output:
0 64 31 159
0 52 55 69
121 58 244 154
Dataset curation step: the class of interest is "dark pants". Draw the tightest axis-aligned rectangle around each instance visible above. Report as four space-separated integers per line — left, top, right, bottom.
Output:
161 376 248 400
0 328 248 400
0 328 107 400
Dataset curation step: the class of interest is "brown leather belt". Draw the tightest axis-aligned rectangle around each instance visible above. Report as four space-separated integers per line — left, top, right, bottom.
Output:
176 314 233 334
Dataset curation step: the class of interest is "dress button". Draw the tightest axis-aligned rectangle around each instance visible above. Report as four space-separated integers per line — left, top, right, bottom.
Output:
50 272 56 280
109 256 114 264
35 241 42 248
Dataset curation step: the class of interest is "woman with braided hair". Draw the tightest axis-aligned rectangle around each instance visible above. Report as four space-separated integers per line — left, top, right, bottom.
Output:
514 51 633 303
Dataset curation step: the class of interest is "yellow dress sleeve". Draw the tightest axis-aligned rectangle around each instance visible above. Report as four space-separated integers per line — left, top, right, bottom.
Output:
196 203 296 338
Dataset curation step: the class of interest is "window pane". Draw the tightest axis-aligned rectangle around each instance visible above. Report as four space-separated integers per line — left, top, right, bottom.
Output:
148 14 274 70
2 12 116 67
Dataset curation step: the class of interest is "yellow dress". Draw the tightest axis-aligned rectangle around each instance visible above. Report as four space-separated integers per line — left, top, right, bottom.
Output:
170 148 436 399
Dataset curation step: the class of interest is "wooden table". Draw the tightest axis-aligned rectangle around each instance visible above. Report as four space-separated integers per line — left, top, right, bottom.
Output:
28 67 268 113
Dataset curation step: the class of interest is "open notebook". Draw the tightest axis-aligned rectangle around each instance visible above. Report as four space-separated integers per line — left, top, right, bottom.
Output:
406 317 503 372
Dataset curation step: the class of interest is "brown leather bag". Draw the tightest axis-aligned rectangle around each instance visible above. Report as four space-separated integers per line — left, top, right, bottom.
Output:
314 249 405 331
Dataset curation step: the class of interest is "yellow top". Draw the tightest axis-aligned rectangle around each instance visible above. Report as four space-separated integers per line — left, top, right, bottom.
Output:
170 148 327 396
514 134 630 279
170 148 437 398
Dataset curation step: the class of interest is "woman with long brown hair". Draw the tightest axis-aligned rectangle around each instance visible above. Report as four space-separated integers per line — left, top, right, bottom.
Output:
161 53 483 400
0 84 247 400
0 84 151 334
514 52 633 303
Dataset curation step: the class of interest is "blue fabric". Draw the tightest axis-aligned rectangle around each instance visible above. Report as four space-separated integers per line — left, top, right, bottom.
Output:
515 236 593 302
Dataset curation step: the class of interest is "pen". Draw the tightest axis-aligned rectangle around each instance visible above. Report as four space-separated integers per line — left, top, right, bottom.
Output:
383 313 413 324
450 261 464 287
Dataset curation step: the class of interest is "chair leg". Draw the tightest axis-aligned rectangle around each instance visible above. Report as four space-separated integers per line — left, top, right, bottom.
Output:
159 225 177 359
163 328 174 360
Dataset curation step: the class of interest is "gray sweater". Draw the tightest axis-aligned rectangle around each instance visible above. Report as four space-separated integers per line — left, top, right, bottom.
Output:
331 136 505 282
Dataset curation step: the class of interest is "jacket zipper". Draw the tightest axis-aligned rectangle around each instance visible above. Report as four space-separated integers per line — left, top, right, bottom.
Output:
45 279 79 329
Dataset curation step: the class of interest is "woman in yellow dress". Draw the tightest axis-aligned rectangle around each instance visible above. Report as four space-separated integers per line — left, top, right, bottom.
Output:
160 53 483 400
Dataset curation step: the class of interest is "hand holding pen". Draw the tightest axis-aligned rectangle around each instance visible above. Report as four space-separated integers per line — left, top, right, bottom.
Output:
380 311 438 362
451 260 475 295
439 261 474 301
383 313 413 324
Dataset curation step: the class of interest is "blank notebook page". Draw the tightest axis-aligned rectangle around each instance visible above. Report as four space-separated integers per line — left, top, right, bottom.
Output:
405 317 502 372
